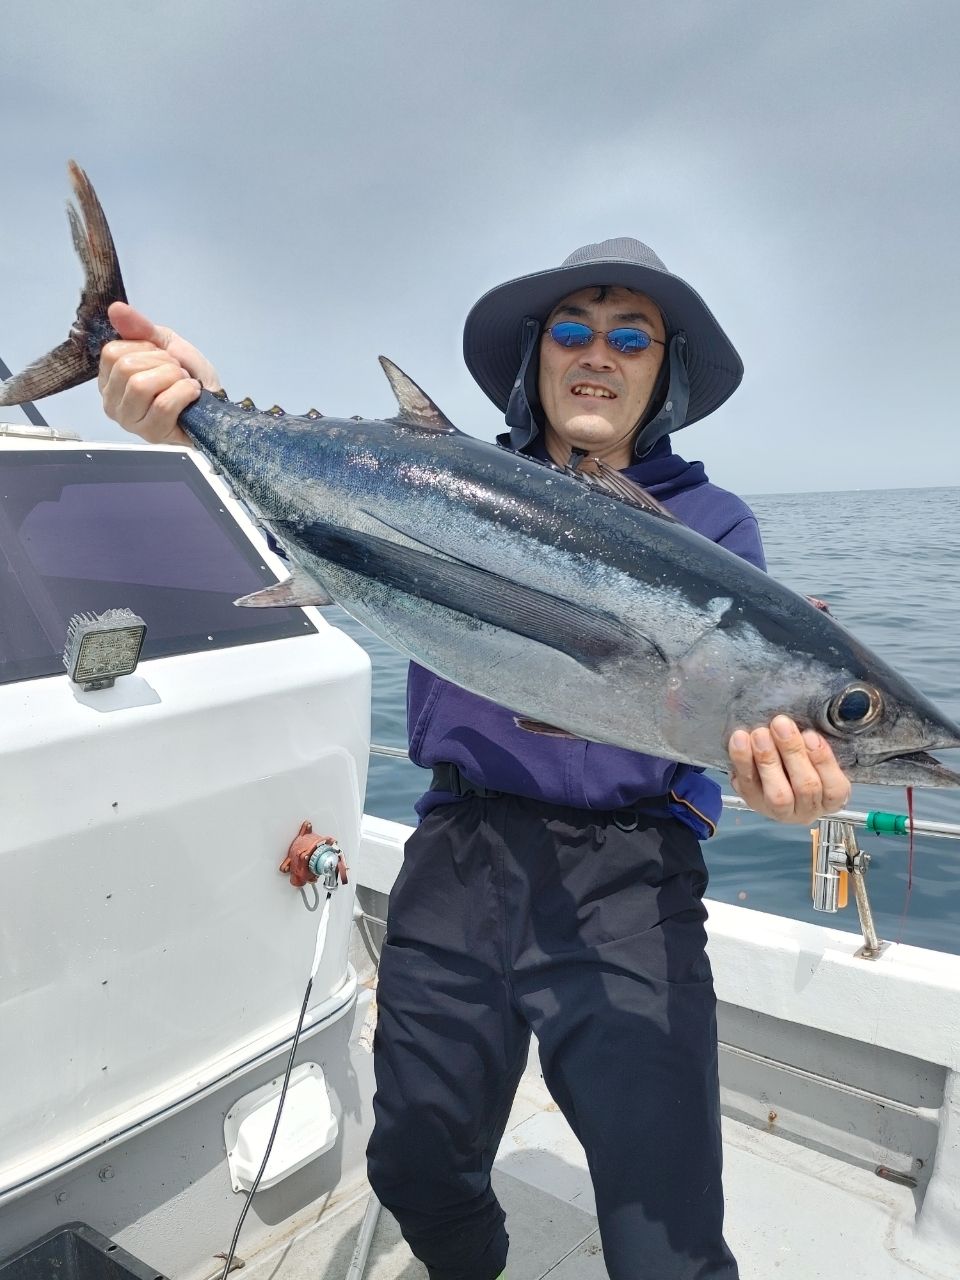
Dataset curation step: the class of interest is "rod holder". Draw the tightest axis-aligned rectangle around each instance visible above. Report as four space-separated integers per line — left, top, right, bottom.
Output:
812 818 849 913
812 818 884 959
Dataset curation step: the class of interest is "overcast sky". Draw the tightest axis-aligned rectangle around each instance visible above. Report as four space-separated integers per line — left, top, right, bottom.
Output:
2 1 957 494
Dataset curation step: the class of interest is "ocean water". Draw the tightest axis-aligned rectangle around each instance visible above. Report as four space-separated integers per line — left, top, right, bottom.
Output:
331 486 960 956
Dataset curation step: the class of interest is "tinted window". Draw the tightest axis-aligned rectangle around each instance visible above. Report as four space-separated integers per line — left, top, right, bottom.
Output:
0 449 316 684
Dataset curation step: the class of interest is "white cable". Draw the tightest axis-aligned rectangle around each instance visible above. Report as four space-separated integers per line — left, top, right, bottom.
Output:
218 887 334 1278
310 893 332 981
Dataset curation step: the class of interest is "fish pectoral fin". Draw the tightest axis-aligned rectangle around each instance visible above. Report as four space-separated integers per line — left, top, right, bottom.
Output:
569 456 681 523
378 356 460 433
234 569 335 608
274 519 665 673
514 717 582 739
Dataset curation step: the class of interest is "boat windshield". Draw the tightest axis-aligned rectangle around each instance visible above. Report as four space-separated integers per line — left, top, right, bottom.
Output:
0 448 315 685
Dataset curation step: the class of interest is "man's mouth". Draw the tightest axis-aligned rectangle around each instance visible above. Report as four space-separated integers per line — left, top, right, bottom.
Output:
570 383 617 399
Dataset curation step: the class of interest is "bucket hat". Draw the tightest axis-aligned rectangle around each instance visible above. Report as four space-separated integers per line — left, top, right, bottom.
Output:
463 237 743 431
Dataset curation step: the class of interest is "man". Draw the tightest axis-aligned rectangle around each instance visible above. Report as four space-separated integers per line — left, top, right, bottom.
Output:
99 239 852 1280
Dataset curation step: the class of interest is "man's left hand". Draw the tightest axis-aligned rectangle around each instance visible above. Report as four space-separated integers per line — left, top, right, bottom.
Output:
727 715 852 825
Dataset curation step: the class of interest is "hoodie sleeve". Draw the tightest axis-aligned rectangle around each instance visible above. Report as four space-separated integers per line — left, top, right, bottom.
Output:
717 513 766 572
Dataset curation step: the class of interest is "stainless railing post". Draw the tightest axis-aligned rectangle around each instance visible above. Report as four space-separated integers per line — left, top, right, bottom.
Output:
843 824 883 959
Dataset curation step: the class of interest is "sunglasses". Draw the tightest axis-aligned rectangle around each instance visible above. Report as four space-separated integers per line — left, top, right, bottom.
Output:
545 321 664 355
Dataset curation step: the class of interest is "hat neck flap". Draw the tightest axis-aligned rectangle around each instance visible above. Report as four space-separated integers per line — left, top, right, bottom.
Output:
633 332 690 458
503 317 542 450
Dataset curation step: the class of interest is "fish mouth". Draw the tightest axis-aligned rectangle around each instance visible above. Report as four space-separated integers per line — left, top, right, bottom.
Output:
848 749 960 788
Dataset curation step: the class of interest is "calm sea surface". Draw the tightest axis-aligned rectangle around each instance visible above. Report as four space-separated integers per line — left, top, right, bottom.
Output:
331 486 960 956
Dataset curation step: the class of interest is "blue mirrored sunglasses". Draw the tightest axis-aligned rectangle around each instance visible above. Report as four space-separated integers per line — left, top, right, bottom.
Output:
545 320 664 354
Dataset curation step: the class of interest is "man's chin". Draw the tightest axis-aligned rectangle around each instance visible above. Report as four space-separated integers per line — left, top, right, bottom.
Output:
560 412 622 442
544 416 635 468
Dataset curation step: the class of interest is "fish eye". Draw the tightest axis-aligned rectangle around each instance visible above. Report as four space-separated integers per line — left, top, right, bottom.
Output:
825 684 884 733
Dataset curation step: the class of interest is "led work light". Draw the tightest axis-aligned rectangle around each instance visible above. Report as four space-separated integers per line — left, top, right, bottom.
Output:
63 609 147 691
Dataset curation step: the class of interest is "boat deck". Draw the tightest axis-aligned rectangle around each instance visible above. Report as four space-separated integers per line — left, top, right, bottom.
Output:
241 1062 935 1280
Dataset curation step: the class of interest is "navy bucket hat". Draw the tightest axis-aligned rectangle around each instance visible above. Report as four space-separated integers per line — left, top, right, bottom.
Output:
463 237 744 454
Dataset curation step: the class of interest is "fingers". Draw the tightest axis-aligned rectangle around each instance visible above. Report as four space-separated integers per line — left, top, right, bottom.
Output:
100 302 222 447
108 301 161 344
798 727 851 813
806 595 831 614
99 345 198 445
107 300 223 389
762 717 824 821
728 715 852 825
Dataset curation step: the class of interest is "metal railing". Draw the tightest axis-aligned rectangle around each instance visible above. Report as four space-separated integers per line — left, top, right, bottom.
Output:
720 793 960 840
370 743 411 761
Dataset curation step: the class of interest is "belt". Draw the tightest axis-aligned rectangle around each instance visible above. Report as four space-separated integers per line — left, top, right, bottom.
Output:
429 762 652 832
430 762 503 800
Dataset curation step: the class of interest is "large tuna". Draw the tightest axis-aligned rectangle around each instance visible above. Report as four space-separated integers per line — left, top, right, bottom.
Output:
2 162 959 786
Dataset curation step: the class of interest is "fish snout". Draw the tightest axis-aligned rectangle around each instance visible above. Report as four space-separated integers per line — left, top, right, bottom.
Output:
848 750 960 788
846 720 960 787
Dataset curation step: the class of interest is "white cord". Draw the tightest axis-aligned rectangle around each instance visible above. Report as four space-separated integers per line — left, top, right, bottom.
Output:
310 893 332 981
218 887 334 1278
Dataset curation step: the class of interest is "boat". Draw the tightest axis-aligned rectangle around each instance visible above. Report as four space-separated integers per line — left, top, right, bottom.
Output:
1 424 958 1279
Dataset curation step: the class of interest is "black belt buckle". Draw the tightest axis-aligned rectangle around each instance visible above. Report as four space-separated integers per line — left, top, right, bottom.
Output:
431 762 461 796
613 808 640 832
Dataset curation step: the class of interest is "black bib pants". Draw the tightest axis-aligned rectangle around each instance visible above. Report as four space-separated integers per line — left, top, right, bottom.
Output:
366 785 739 1280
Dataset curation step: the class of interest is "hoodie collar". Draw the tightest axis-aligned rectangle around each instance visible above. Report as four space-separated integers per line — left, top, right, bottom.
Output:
516 433 708 498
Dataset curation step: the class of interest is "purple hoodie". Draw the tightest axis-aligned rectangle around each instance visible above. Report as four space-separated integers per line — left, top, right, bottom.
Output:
407 436 766 836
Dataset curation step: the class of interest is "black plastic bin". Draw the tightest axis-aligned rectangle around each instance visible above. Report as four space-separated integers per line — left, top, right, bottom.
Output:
0 1223 169 1280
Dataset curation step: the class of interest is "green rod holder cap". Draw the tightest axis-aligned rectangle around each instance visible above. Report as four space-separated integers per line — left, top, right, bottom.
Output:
865 810 910 836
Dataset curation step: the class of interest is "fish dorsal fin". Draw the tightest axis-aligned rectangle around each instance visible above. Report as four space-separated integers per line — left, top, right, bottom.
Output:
378 355 459 433
569 455 681 523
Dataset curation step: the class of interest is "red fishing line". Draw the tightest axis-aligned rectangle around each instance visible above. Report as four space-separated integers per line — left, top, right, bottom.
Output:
896 785 915 945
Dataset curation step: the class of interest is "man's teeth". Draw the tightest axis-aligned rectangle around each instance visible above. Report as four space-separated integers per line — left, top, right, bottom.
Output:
571 385 615 398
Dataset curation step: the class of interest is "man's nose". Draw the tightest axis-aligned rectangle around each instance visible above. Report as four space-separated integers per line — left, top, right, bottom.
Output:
577 336 615 369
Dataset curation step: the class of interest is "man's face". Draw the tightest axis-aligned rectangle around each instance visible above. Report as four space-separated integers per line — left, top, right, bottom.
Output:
537 286 667 470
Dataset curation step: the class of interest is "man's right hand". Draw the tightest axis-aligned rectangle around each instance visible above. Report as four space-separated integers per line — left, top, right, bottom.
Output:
99 301 223 447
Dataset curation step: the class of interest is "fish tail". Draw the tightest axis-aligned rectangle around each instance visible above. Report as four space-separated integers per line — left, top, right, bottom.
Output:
0 161 127 407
